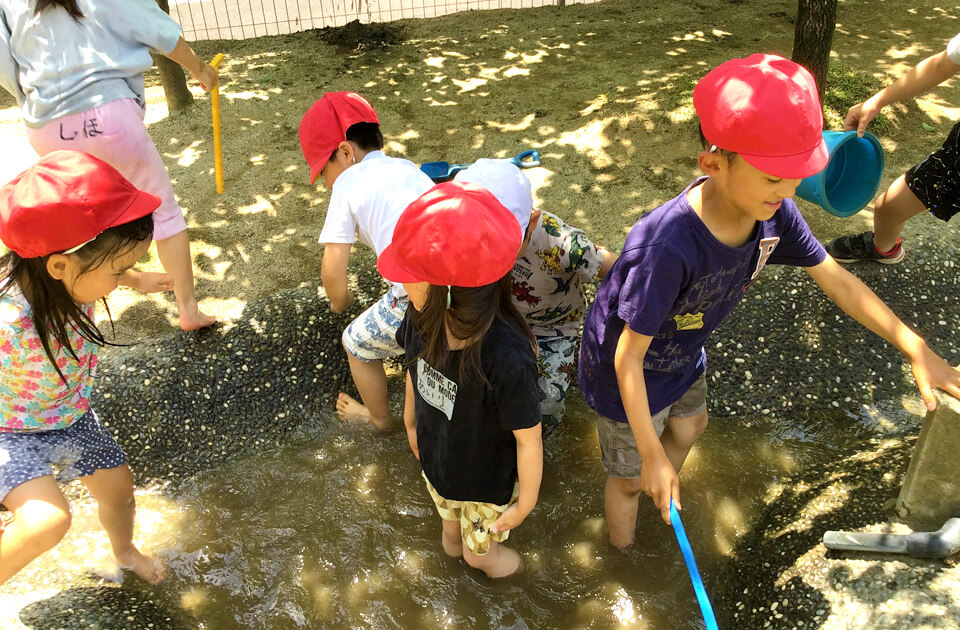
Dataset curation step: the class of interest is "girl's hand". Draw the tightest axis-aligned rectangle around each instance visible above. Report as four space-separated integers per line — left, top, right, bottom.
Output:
191 63 219 92
121 270 174 294
137 272 175 294
909 344 960 411
406 426 419 460
640 451 680 525
490 503 531 534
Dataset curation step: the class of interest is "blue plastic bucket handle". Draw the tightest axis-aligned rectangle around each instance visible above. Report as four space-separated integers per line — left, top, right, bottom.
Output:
796 130 885 218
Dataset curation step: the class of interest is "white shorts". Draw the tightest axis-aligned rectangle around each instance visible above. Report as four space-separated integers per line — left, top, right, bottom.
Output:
342 293 408 362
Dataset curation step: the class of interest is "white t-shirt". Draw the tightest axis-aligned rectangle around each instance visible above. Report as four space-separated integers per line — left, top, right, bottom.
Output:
948 33 960 65
318 151 434 298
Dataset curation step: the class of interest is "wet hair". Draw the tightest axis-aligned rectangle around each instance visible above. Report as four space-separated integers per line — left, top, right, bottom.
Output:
0 214 154 384
328 122 385 162
697 122 738 161
34 0 84 22
409 274 535 385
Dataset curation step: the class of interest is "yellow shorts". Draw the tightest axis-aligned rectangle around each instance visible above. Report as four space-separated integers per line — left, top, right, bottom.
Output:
422 472 519 555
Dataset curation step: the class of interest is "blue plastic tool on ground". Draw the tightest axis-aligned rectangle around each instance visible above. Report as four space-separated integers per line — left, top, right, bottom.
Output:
670 499 719 630
420 149 541 182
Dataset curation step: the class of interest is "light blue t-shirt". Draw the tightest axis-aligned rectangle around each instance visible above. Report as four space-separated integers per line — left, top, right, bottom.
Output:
0 0 182 126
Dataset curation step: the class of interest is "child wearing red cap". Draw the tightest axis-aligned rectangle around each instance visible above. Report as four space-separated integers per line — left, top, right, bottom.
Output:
454 159 617 439
299 92 433 430
377 181 542 578
578 54 960 548
0 151 170 585
826 33 960 264
0 0 219 331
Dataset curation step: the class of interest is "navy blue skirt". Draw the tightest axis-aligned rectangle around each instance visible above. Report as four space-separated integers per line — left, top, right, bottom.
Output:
0 410 127 504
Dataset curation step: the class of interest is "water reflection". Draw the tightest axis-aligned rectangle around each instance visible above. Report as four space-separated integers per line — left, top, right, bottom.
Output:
134 395 866 629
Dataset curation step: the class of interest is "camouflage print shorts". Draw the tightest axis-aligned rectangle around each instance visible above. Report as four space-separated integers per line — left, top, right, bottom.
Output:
421 472 519 555
536 335 577 439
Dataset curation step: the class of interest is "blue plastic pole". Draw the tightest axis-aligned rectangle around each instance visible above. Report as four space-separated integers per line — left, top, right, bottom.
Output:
670 499 719 630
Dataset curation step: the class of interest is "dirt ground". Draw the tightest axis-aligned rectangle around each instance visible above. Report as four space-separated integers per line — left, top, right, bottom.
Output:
0 0 958 342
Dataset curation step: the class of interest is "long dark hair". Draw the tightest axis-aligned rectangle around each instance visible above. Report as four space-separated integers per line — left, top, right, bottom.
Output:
409 273 535 385
35 0 84 21
0 214 153 384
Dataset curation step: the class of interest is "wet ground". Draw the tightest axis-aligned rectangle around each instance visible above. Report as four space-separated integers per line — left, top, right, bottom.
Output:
1 395 890 630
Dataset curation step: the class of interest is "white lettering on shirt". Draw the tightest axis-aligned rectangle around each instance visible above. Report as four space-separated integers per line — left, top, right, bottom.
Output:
416 358 458 421
751 237 780 280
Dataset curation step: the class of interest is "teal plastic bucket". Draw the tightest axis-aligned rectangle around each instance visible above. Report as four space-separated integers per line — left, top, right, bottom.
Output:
796 130 885 217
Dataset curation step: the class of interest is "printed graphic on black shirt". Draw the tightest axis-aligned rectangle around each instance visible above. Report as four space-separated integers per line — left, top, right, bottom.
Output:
416 358 458 420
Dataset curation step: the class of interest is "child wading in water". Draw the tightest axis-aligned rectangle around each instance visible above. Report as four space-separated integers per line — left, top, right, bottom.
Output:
378 181 543 578
299 91 433 429
0 0 218 330
0 151 169 585
578 54 960 548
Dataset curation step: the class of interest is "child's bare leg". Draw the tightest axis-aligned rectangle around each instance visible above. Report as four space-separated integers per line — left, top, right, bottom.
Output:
337 353 394 430
155 230 216 331
872 175 928 252
0 476 71 585
604 476 643 549
440 518 463 558
659 412 708 471
81 465 165 584
462 540 520 578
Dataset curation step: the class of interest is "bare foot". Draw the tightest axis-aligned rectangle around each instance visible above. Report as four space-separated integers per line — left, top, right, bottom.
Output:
114 549 167 584
336 393 393 430
178 303 217 331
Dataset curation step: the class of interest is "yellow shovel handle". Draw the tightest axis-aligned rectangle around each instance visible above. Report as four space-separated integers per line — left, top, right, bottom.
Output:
210 53 224 194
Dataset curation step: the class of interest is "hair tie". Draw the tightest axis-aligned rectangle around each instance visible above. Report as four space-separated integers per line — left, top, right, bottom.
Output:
446 286 452 309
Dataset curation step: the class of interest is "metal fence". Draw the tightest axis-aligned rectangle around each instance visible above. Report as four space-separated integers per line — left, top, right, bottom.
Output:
170 0 600 41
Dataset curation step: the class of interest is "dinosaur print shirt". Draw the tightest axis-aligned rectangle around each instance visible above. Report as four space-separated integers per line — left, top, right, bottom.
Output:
511 211 604 338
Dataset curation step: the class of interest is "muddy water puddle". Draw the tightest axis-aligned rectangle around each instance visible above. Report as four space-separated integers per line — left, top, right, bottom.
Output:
5 397 913 629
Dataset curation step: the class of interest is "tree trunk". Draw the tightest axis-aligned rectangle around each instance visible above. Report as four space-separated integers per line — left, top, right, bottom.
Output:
791 0 838 101
154 0 193 112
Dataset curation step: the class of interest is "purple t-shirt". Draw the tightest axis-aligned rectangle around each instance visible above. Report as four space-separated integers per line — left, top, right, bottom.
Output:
578 177 827 422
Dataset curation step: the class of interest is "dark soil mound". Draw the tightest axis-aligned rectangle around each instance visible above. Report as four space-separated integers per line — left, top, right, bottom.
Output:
319 19 405 51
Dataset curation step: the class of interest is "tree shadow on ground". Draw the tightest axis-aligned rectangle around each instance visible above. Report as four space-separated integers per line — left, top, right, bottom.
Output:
108 0 960 344
714 434 960 629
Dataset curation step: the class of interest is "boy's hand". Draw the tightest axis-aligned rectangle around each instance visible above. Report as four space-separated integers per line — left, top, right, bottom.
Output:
908 344 960 411
844 96 882 138
191 63 219 92
490 503 531 534
641 451 680 524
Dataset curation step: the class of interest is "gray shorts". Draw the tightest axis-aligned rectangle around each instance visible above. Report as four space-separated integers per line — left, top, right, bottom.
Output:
595 374 707 478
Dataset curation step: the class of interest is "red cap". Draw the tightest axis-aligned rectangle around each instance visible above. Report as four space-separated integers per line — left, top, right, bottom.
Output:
377 181 522 287
299 92 379 184
0 151 160 258
693 54 829 179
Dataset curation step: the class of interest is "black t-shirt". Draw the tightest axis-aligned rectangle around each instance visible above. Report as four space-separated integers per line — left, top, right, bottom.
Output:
398 310 541 505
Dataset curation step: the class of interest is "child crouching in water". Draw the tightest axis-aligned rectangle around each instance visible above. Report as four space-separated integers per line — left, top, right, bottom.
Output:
0 151 170 585
378 181 543 578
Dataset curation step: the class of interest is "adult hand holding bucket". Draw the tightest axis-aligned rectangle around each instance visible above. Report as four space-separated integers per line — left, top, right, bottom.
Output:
795 130 885 217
